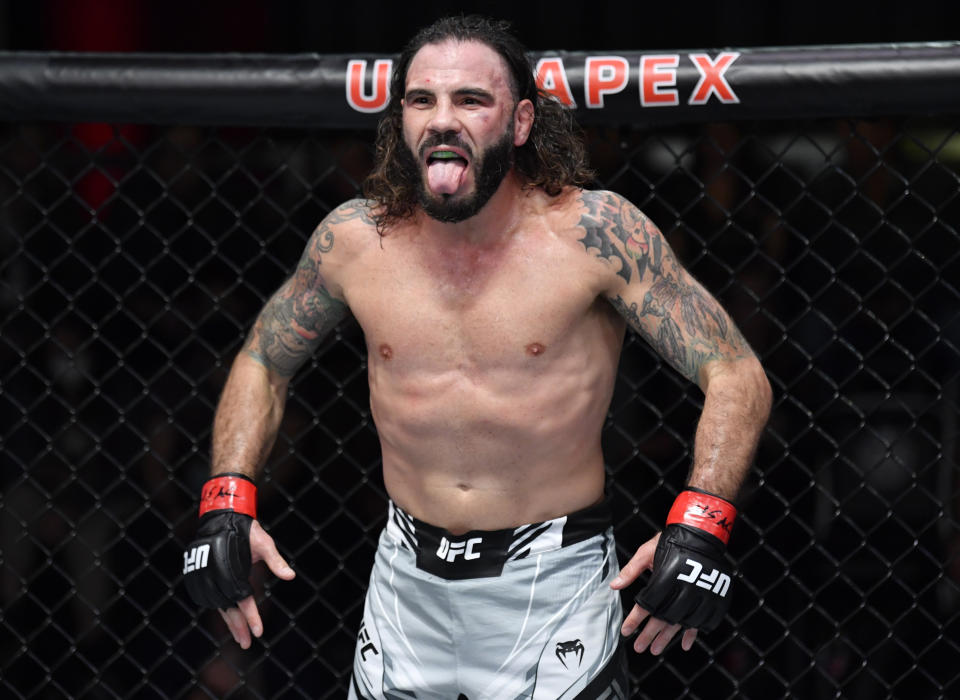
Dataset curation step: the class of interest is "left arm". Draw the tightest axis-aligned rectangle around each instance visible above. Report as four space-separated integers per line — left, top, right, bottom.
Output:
578 188 771 498
577 190 772 652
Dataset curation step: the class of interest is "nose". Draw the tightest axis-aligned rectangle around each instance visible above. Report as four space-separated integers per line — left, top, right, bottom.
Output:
425 97 461 136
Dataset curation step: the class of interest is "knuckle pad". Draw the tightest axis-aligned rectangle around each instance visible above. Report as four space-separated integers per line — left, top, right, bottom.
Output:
635 524 734 631
183 512 253 608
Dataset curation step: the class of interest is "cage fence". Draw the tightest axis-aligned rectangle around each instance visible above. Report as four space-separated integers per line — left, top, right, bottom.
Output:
1 48 959 700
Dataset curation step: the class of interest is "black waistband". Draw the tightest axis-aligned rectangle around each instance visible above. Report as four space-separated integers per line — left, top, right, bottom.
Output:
387 498 612 580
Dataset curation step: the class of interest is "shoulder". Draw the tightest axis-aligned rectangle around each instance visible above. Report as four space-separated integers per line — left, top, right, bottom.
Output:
550 188 664 288
574 188 646 229
306 198 380 260
317 198 379 239
545 187 646 236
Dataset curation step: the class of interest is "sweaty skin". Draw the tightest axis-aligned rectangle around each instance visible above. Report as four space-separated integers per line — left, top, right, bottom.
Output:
348 188 623 532
208 39 772 654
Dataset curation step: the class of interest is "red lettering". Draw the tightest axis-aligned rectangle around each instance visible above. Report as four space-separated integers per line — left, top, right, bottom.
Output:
585 56 629 109
688 52 740 105
535 57 576 107
640 55 679 107
346 59 392 113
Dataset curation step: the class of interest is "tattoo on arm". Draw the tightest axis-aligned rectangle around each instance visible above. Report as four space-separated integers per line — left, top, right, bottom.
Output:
610 294 749 381
577 190 663 285
243 204 366 376
577 191 751 382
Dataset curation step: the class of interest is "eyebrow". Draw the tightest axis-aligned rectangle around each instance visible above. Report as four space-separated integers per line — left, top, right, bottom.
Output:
404 86 496 102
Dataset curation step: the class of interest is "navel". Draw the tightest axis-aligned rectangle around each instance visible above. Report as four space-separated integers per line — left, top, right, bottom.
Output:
378 343 393 360
525 342 545 357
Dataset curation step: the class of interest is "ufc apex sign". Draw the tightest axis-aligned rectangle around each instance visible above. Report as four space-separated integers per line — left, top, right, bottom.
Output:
345 52 740 113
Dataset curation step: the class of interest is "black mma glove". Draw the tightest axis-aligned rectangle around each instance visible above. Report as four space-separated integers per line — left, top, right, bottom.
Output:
634 488 737 632
183 473 257 609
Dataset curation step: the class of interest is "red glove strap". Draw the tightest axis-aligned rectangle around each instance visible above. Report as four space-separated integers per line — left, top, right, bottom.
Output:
198 474 257 518
666 490 737 545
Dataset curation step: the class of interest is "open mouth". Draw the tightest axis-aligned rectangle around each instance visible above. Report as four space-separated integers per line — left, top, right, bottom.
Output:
426 149 469 169
427 149 467 163
426 149 470 195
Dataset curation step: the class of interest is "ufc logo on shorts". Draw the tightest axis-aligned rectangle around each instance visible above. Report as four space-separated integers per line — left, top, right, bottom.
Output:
436 536 482 562
677 558 730 597
183 544 210 574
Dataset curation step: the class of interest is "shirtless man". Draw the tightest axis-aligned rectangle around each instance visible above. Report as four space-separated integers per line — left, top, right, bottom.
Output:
182 16 772 699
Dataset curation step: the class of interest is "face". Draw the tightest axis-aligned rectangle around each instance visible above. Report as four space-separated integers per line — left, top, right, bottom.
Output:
400 40 534 223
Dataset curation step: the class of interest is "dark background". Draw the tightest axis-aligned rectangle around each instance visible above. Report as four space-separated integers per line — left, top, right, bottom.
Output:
0 0 955 55
1 2 958 699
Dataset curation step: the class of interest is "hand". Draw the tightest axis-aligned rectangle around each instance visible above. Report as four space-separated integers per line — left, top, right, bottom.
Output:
611 533 698 655
182 473 296 649
219 519 296 649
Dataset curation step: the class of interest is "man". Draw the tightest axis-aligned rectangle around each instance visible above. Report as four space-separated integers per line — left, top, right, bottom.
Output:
183 15 772 698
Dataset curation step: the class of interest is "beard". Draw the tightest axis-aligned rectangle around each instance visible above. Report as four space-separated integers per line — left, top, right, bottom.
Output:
397 125 515 223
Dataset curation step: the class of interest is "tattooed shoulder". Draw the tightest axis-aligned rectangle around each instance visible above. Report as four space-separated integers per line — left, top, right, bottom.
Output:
575 190 664 286
241 202 364 377
300 198 377 268
574 191 755 381
324 198 377 228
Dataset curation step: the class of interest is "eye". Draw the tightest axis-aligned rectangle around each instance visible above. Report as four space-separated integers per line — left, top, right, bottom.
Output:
405 94 432 107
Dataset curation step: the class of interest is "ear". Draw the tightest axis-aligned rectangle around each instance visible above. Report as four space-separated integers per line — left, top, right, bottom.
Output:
513 99 535 147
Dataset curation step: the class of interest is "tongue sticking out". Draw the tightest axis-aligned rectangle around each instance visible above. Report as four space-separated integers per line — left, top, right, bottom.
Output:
426 155 467 195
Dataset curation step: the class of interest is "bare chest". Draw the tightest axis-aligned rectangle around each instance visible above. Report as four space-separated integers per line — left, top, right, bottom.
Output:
342 232 607 368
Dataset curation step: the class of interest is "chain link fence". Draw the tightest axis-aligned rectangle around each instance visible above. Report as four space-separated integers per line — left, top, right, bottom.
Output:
1 107 959 697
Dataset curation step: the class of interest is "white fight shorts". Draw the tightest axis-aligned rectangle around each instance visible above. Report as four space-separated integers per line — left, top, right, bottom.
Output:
349 499 629 699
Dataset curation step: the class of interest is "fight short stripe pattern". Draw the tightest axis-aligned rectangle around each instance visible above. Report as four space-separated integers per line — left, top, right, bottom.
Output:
349 503 629 699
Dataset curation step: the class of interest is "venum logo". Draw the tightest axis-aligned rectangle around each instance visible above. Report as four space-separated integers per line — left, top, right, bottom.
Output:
435 536 482 562
676 558 731 597
183 544 210 574
556 639 584 669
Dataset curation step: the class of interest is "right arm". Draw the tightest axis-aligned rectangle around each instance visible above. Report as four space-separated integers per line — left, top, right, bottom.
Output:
202 203 355 648
212 208 352 479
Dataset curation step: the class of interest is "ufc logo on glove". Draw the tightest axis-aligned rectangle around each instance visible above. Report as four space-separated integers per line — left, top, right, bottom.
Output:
183 544 210 574
676 558 731 597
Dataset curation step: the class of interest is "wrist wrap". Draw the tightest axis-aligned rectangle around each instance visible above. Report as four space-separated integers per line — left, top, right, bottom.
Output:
199 473 257 518
666 488 737 545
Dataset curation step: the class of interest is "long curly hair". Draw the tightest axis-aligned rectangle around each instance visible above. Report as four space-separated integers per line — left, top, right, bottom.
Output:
362 15 594 232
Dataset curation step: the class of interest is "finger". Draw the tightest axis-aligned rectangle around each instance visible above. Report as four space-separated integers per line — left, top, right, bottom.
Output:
633 617 670 654
610 532 661 589
681 627 698 651
249 521 296 580
649 621 683 656
219 607 251 650
237 595 264 639
620 603 651 637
